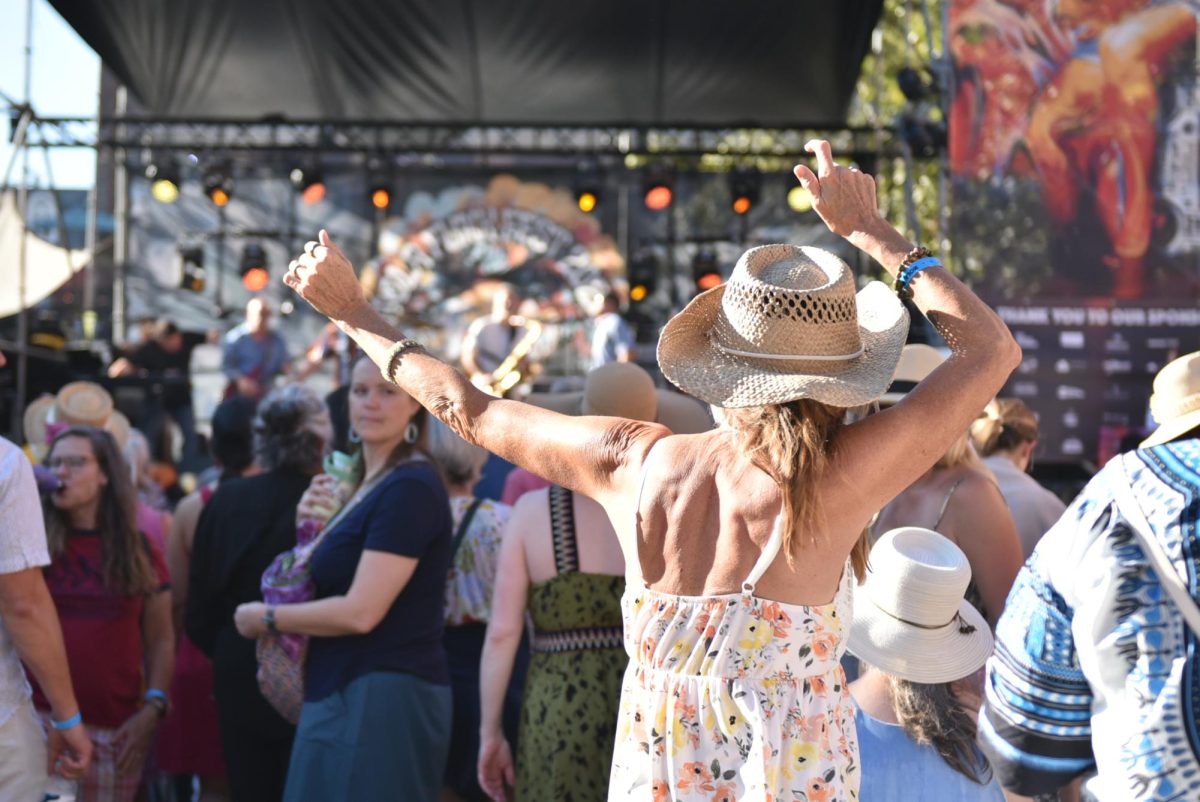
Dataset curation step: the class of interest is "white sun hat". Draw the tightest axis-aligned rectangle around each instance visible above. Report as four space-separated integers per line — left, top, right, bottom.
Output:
657 244 908 409
848 527 993 684
1142 351 1200 448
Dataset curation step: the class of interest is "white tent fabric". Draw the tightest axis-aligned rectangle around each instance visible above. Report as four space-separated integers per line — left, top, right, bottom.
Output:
0 191 90 318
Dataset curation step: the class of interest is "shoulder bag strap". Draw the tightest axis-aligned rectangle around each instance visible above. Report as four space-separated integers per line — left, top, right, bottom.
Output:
1114 456 1200 638
451 498 485 558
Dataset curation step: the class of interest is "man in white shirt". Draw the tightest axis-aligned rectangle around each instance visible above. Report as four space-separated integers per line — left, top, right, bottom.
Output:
586 291 635 371
0 349 92 799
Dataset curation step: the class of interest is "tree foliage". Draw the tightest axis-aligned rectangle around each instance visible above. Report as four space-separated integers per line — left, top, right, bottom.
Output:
850 0 950 270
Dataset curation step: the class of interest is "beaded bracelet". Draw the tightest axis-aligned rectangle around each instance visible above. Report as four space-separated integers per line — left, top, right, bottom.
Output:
893 248 941 300
51 712 82 730
380 338 425 384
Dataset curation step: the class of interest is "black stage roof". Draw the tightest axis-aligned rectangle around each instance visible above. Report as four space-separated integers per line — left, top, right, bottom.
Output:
49 0 883 128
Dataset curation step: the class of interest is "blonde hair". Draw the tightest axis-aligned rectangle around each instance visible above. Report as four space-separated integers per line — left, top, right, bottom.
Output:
970 398 1039 457
721 400 868 581
934 428 986 472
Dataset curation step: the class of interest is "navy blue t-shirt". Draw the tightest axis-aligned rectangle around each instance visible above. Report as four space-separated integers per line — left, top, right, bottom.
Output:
305 460 453 701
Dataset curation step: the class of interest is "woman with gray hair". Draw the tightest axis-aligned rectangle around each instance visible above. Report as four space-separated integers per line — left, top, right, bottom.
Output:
426 419 519 801
283 140 1020 801
186 384 332 802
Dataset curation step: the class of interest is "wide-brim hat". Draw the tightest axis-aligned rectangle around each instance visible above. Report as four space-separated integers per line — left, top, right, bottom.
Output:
24 381 130 455
525 363 713 433
1142 351 1200 448
877 343 947 406
657 244 908 408
22 396 55 461
848 527 992 684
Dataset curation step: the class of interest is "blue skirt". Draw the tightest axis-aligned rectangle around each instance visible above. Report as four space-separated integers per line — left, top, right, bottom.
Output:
283 671 452 802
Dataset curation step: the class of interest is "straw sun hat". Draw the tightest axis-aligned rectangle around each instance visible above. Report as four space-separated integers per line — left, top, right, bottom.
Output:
657 244 908 408
1142 351 1200 448
877 343 946 406
848 527 993 684
23 381 131 459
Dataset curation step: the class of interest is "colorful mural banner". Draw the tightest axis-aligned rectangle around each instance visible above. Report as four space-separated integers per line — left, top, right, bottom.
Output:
949 0 1200 462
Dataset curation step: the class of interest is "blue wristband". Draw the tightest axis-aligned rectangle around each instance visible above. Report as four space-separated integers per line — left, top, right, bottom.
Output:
51 712 81 730
144 689 167 704
899 256 942 288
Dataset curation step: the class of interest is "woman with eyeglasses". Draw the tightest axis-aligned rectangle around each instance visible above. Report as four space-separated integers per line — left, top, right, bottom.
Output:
35 425 174 802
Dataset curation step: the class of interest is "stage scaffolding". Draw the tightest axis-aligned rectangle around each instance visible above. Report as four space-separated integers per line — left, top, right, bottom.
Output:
4 112 896 439
25 117 893 158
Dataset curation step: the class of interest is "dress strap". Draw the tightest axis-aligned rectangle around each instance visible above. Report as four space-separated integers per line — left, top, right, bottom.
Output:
933 478 966 531
742 509 786 593
548 485 579 576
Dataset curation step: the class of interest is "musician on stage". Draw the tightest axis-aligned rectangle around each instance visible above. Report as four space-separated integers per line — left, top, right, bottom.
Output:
461 283 542 397
222 298 291 401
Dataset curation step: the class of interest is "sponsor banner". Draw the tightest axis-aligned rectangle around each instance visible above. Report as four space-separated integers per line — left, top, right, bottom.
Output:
996 301 1200 461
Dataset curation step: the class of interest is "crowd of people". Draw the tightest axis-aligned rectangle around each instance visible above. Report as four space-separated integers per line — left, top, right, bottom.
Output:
0 143 1198 802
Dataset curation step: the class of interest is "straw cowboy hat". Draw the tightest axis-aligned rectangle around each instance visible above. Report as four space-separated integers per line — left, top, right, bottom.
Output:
877 343 946 406
1142 351 1200 448
23 382 131 460
526 362 714 433
848 527 993 684
657 244 908 408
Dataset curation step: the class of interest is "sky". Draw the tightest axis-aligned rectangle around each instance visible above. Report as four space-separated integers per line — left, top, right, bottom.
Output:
0 0 100 189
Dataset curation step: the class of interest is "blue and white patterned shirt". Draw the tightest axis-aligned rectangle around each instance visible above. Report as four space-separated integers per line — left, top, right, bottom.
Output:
980 441 1200 801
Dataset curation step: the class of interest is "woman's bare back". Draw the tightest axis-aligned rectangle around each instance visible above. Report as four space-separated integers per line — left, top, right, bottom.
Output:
621 430 867 606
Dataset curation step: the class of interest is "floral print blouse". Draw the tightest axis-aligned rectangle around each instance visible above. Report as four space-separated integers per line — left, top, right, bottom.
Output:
443 496 511 626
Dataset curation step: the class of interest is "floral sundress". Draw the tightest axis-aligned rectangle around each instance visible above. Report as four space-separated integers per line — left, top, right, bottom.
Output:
609 457 860 801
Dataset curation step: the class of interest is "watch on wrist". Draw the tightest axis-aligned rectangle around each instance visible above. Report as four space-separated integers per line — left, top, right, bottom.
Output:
264 606 278 633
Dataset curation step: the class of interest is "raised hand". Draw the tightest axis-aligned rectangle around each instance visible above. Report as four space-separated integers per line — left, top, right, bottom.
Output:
284 230 368 321
793 139 884 240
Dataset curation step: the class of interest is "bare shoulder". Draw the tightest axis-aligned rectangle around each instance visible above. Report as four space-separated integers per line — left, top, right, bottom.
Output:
172 491 206 545
941 466 1013 537
949 466 1005 504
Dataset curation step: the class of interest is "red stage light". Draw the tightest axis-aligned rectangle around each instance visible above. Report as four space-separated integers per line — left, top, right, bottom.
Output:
644 185 673 211
242 267 269 292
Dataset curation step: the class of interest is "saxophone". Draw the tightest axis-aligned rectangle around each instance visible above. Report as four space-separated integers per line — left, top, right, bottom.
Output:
471 318 544 397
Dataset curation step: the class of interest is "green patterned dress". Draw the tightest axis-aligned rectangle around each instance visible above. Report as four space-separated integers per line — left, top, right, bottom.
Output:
515 486 627 801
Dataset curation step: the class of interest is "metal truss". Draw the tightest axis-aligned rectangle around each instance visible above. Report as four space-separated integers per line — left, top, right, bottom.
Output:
25 117 894 158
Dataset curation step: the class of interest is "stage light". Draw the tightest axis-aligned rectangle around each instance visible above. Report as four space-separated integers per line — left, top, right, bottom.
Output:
178 246 206 292
730 170 761 216
371 185 391 210
643 182 673 211
145 161 180 204
290 166 326 205
787 185 813 213
576 189 598 213
627 253 659 303
240 243 270 292
692 249 721 292
204 166 233 207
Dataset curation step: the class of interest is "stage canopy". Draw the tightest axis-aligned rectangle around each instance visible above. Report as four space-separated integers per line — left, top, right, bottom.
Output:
48 0 882 128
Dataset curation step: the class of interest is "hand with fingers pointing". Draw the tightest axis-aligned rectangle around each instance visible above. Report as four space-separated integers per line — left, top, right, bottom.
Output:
793 139 884 240
284 230 368 321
